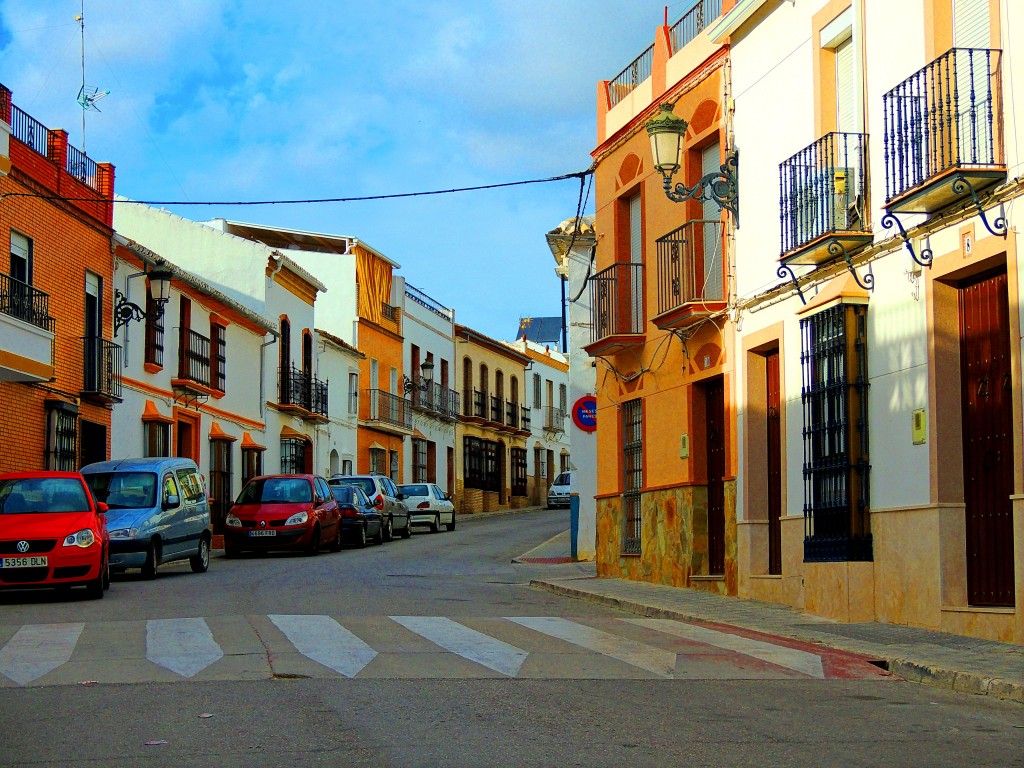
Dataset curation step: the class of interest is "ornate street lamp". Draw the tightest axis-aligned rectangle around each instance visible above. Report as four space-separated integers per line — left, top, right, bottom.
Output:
646 102 739 226
403 359 434 394
114 260 173 336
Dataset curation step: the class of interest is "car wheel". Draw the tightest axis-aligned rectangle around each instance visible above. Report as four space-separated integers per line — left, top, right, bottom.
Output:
307 526 322 556
141 539 160 580
400 516 412 539
382 516 394 542
372 521 384 545
355 524 367 549
190 535 211 573
329 523 343 553
446 513 456 532
101 558 111 590
429 514 439 533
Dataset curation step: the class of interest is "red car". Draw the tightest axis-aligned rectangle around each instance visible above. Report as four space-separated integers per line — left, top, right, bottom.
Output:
0 471 110 599
224 474 342 557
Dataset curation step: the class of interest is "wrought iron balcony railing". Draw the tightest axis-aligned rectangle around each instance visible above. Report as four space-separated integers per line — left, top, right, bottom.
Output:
668 0 723 53
883 48 1003 205
608 44 653 108
779 132 870 257
280 365 328 417
656 219 725 315
367 388 412 430
521 406 531 432
410 378 460 421
10 104 47 156
544 406 566 432
589 262 645 343
178 328 212 388
505 401 520 430
490 394 503 424
82 336 122 401
0 272 55 332
472 389 487 419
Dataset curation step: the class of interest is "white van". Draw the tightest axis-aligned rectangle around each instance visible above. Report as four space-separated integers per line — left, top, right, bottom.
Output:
546 471 572 509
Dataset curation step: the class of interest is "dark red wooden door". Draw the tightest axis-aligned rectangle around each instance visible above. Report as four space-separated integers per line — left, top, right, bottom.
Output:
959 268 1015 606
706 377 725 576
766 352 782 575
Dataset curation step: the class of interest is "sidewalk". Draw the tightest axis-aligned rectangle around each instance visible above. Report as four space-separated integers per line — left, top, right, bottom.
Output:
520 533 1024 703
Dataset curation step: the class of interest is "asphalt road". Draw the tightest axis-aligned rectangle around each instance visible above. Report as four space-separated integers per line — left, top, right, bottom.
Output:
0 509 1020 768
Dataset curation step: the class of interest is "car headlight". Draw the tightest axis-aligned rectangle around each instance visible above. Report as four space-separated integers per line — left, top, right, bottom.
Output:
107 527 140 539
63 529 96 548
225 514 242 528
285 511 309 526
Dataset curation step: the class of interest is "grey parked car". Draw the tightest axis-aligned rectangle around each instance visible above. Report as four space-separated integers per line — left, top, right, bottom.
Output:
327 474 411 541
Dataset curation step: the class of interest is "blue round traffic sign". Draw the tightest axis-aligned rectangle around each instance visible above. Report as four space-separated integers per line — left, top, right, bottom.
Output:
572 395 597 432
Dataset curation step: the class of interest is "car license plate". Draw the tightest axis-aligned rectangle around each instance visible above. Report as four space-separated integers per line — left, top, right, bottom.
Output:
1 556 48 568
248 530 276 537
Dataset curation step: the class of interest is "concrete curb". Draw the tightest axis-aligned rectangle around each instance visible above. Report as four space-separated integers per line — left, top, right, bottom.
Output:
531 580 1024 704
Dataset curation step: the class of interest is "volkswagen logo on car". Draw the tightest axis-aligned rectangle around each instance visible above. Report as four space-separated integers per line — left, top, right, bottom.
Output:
16 540 29 553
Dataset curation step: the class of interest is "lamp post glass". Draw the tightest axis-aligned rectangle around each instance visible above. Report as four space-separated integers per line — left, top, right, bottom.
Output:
646 103 688 178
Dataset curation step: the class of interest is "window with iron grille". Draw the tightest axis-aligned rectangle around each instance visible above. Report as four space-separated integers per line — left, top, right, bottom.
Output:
145 290 164 367
209 438 232 533
533 373 541 407
342 459 353 475
242 447 262 486
559 383 567 412
412 438 428 482
348 372 359 414
464 437 500 491
280 437 306 474
210 322 226 392
800 303 871 562
47 406 78 471
535 447 545 480
511 448 527 496
622 398 643 555
370 447 386 474
561 453 571 473
389 450 399 481
144 422 170 457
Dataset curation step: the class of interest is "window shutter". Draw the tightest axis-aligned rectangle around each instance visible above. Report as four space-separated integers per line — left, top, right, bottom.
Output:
954 0 989 48
701 142 724 299
629 194 642 265
835 38 855 133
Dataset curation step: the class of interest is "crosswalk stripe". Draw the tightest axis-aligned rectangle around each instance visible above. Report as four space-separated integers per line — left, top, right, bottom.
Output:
625 618 825 678
506 617 677 677
0 623 84 685
268 614 377 677
146 618 224 678
391 616 529 678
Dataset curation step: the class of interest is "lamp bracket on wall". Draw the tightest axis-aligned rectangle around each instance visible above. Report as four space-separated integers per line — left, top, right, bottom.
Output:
172 385 208 411
881 211 933 268
662 151 740 227
951 174 1007 239
776 264 807 305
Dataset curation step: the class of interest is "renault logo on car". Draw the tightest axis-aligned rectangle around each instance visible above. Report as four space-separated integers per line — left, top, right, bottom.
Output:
259 520 266 528
16 540 29 553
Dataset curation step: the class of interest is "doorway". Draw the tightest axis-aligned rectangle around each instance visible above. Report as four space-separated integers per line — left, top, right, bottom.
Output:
704 376 725 576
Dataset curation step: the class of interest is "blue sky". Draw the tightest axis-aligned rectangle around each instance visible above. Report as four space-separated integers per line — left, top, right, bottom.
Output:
0 0 698 340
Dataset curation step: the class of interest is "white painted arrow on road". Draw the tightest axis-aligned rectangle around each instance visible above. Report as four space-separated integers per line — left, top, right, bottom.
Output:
391 616 529 677
0 623 84 685
625 618 825 678
269 614 377 678
146 618 224 678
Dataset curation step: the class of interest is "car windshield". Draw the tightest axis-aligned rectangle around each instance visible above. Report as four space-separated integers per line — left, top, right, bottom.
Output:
236 477 312 505
399 484 428 497
330 486 359 505
83 471 157 509
553 473 570 486
0 478 90 514
330 478 375 496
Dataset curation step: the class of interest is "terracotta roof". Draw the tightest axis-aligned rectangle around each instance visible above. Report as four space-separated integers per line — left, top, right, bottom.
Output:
315 328 365 358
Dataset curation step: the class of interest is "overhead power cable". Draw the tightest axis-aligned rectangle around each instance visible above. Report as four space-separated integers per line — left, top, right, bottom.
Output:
2 169 593 207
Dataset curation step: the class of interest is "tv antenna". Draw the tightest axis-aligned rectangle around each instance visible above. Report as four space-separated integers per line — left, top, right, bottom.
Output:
75 0 109 153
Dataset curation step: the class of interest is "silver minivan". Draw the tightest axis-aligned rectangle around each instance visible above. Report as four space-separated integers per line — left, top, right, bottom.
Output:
81 457 212 578
547 471 573 509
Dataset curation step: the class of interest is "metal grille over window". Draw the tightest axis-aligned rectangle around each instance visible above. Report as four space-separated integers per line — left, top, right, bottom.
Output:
47 407 78 471
412 439 427 483
280 438 307 475
622 398 643 555
209 440 232 533
800 304 871 562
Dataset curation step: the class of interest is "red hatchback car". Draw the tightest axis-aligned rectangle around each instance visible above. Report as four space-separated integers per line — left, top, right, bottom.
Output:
224 474 342 557
0 471 110 599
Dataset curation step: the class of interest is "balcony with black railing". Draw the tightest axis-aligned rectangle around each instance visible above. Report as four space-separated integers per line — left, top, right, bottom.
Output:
607 44 654 109
489 394 503 424
668 0 723 54
82 336 122 402
779 132 872 267
521 406 531 433
279 365 329 421
505 401 520 431
883 48 1004 214
584 262 645 357
0 272 55 333
409 377 460 422
0 272 55 383
177 328 212 389
471 389 488 420
543 406 566 433
654 219 726 329
365 388 412 432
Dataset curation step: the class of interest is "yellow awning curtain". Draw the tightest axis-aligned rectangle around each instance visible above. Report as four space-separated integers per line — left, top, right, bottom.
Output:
356 250 392 325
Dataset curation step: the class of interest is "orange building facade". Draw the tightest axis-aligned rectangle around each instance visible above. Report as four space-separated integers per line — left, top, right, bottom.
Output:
0 83 118 473
588 6 739 594
353 242 410 478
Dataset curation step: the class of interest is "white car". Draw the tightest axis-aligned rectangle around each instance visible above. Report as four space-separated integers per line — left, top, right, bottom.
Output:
547 471 572 509
398 483 455 533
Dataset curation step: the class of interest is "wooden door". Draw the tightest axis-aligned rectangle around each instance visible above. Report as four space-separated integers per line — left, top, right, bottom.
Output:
706 377 725 576
959 268 1015 606
766 352 783 575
